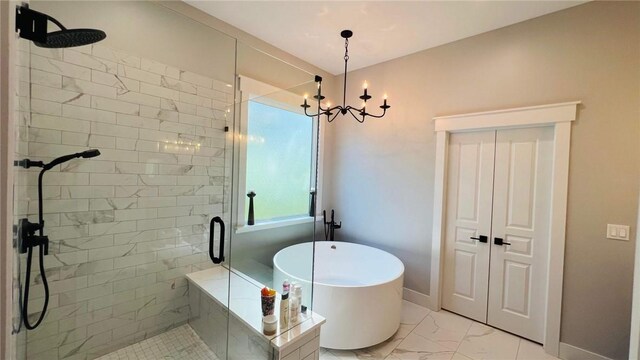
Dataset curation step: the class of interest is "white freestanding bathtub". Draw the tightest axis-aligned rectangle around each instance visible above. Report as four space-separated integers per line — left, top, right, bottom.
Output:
273 242 404 350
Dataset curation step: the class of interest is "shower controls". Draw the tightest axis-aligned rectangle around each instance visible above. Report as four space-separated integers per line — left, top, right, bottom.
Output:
470 235 488 243
14 149 101 330
17 219 48 255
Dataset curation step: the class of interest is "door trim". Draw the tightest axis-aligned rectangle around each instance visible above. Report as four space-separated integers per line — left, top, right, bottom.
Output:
430 101 580 357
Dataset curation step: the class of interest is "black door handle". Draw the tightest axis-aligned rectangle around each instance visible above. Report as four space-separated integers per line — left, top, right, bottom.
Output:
494 237 511 246
470 235 488 243
209 216 225 264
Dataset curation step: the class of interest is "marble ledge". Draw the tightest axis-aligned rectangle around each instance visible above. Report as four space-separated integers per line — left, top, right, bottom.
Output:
186 266 325 350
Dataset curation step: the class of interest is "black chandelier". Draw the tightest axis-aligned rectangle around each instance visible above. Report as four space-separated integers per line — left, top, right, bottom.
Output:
301 29 390 123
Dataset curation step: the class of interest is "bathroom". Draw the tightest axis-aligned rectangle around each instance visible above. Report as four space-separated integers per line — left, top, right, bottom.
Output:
1 1 639 360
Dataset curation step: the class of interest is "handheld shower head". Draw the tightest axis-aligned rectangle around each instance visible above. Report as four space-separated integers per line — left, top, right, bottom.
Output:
44 149 101 171
80 149 101 159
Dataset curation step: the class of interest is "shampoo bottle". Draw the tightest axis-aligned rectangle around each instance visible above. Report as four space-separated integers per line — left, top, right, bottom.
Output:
290 283 302 323
280 280 290 328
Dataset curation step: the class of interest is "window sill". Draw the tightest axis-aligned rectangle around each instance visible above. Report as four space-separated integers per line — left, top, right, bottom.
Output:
235 216 319 234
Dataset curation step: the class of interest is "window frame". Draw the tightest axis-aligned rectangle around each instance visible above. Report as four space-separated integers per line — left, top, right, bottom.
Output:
235 76 324 233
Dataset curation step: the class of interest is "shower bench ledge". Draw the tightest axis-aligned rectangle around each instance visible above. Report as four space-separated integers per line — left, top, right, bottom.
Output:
186 266 325 359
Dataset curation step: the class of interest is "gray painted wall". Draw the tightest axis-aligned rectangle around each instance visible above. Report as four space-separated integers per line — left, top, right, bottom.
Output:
323 2 639 359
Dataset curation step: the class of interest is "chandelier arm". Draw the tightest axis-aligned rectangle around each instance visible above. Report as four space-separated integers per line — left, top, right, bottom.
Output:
327 111 341 123
346 108 365 123
362 107 388 119
303 106 324 118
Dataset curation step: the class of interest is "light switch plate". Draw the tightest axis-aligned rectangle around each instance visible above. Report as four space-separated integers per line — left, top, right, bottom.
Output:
607 224 630 241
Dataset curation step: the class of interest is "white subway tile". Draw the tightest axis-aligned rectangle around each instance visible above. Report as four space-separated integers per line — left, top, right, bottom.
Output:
28 128 62 144
197 86 226 101
60 186 115 199
140 58 180 79
114 252 156 269
92 45 141 68
179 92 212 107
116 114 160 130
161 98 197 115
31 99 62 116
118 64 161 85
114 208 157 221
60 159 116 174
115 138 136 151
117 91 162 107
62 77 117 99
31 54 91 81
32 84 91 107
137 218 176 231
159 121 195 135
91 122 139 139
115 186 158 198
31 69 62 88
138 129 177 143
89 221 137 236
88 244 135 261
140 82 180 101
29 199 89 214
115 162 158 175
91 96 140 115
89 198 137 211
140 106 179 122
180 71 213 88
64 49 117 73
62 104 116 124
137 197 176 208
91 70 140 93
96 149 139 162
90 173 138 186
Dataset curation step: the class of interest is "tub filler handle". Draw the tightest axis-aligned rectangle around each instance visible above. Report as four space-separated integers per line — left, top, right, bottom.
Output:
209 216 225 264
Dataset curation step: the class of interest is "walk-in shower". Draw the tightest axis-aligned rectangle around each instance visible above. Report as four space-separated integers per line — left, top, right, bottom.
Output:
8 1 322 359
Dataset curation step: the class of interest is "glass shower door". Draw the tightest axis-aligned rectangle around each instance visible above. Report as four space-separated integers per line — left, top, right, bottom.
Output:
224 42 321 359
10 2 238 359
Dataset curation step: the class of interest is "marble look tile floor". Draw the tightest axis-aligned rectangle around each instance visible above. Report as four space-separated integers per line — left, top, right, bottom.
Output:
319 301 560 360
96 324 218 360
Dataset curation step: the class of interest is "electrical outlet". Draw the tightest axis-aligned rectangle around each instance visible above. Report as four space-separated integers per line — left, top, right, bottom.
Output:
607 224 630 241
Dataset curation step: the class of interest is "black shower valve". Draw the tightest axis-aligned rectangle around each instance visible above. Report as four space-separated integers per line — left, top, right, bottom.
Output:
17 218 48 255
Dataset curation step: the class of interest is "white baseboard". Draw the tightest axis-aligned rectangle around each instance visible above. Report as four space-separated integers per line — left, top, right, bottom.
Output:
558 342 613 360
402 287 434 310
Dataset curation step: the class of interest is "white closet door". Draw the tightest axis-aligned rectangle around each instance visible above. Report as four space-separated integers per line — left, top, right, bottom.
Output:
487 127 553 343
442 131 496 322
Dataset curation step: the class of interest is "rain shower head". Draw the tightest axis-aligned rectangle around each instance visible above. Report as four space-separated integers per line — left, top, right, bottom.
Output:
16 5 106 49
34 28 106 49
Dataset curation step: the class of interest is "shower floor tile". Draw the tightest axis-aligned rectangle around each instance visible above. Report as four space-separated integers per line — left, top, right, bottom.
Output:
96 324 219 360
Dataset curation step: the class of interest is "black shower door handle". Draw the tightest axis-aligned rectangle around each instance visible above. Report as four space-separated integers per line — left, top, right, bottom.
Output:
209 216 225 264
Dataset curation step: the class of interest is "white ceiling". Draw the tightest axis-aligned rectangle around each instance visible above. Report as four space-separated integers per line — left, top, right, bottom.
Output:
186 1 585 75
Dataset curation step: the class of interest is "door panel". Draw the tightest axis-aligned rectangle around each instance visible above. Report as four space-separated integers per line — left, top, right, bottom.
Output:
442 131 496 322
488 127 553 342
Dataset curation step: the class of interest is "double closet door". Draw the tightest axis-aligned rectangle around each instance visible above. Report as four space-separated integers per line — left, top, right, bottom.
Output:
442 127 553 343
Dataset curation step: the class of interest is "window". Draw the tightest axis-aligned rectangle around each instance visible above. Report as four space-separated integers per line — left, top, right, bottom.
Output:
236 77 322 231
245 101 313 221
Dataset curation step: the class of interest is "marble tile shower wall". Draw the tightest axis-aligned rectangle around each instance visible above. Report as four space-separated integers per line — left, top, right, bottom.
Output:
16 43 234 360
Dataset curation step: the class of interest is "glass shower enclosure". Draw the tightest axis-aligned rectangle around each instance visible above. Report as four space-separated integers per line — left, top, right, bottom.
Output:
8 1 321 359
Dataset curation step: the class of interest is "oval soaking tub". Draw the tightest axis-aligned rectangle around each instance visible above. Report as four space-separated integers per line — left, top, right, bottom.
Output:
273 241 404 350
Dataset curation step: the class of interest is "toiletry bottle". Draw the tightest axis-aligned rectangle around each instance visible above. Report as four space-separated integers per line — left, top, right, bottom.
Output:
290 283 302 323
280 280 290 328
